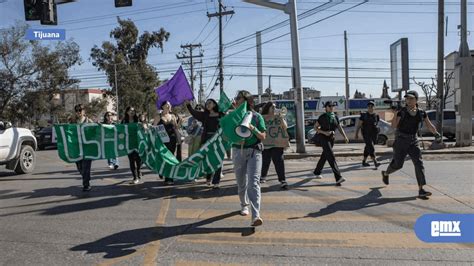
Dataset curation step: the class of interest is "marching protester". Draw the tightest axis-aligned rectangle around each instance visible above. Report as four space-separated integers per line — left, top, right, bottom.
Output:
382 90 442 198
153 101 181 185
355 101 381 168
312 101 349 186
72 104 94 192
103 111 119 170
122 106 143 185
260 101 289 190
186 104 203 157
232 90 266 227
186 99 224 188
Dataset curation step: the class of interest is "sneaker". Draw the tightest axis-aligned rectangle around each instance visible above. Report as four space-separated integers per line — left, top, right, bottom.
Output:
374 162 381 168
82 185 91 192
418 189 432 198
314 175 323 179
362 161 370 167
251 217 263 227
108 165 114 170
260 178 266 183
280 182 288 190
130 178 139 185
382 171 389 185
212 183 220 189
221 173 225 178
114 164 119 170
165 181 174 186
336 177 346 185
240 206 249 216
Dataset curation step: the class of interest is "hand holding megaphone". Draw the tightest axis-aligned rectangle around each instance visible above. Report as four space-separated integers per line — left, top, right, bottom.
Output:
235 111 254 138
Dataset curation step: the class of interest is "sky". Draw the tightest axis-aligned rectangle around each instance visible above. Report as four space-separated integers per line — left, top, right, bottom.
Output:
0 0 472 101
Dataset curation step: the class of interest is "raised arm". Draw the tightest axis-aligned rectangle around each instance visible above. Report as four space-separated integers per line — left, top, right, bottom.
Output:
186 102 206 122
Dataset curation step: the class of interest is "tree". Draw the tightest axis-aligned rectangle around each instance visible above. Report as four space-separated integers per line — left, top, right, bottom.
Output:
353 89 366 99
412 71 455 110
381 80 390 99
84 98 109 122
90 17 170 119
0 22 81 125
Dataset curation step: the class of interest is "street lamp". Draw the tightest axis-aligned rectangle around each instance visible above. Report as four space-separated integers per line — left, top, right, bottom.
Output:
243 0 306 153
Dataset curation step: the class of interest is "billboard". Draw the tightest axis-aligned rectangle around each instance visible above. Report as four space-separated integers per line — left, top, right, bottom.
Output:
390 38 409 93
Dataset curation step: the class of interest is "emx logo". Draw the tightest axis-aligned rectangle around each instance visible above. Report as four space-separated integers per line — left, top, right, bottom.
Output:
431 221 461 237
415 214 474 243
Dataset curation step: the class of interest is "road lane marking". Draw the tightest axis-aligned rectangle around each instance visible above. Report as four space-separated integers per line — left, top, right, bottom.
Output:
177 232 472 250
175 209 420 222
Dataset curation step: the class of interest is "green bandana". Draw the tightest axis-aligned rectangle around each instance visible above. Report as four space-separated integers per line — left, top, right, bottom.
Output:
326 112 336 125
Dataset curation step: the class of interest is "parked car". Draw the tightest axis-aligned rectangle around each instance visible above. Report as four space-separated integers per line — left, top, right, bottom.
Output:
286 118 318 140
307 115 395 145
35 126 57 150
0 121 37 174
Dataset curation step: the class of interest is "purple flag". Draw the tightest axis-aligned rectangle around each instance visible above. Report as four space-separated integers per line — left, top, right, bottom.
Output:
155 66 194 109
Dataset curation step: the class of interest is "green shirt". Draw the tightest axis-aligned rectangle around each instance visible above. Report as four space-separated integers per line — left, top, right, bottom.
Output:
233 112 266 148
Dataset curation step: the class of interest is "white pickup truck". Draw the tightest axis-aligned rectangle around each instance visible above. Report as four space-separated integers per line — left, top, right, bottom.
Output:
0 121 37 174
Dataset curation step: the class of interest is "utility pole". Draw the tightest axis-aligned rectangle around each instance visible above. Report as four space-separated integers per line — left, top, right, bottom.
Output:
176 43 203 96
257 31 263 103
244 0 305 153
208 0 234 94
199 70 204 105
344 30 350 116
436 0 445 140
268 75 272 101
114 63 119 117
455 0 472 146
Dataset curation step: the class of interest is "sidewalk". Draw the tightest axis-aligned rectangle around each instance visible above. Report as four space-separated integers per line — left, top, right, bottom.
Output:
284 141 474 159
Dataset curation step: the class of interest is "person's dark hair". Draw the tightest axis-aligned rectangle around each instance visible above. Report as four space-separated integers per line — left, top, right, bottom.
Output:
261 101 275 115
74 104 84 113
160 101 171 110
236 90 254 111
103 111 113 122
123 106 138 123
205 98 219 114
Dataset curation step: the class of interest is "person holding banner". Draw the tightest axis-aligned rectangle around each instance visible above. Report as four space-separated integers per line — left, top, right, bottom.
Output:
312 101 349 186
153 101 181 185
72 104 94 192
233 90 266 227
186 99 224 188
260 102 289 189
122 106 143 185
186 104 203 157
103 111 119 170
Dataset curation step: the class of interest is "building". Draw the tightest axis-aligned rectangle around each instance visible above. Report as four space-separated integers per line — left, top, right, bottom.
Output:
282 87 321 100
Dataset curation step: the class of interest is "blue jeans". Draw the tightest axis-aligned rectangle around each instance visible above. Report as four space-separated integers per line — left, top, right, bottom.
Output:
107 158 119 166
232 147 262 220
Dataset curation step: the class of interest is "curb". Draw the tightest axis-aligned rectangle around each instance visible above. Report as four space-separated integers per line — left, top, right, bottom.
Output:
285 150 474 159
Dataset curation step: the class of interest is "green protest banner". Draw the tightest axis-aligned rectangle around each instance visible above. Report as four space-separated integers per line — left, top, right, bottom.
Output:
261 115 290 149
54 103 248 181
54 123 139 163
218 91 232 113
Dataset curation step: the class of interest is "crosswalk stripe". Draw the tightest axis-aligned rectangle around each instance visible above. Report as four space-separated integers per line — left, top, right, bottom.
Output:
177 231 472 250
175 261 246 266
177 195 473 204
175 209 420 222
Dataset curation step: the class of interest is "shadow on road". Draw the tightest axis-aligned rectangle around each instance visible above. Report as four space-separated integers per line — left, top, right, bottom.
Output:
289 187 417 220
70 211 253 259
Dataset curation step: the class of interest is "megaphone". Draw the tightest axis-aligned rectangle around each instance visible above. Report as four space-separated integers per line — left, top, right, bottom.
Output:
235 112 253 138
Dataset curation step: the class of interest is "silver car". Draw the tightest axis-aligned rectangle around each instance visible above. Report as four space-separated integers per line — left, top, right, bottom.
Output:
307 115 395 145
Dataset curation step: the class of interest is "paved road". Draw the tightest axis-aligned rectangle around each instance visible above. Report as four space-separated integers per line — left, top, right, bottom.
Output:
0 150 473 265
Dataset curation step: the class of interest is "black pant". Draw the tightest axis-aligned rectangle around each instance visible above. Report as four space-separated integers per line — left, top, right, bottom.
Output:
206 167 222 184
162 138 178 182
261 147 286 182
76 159 92 187
386 134 426 186
314 137 342 180
128 151 142 179
362 132 377 158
